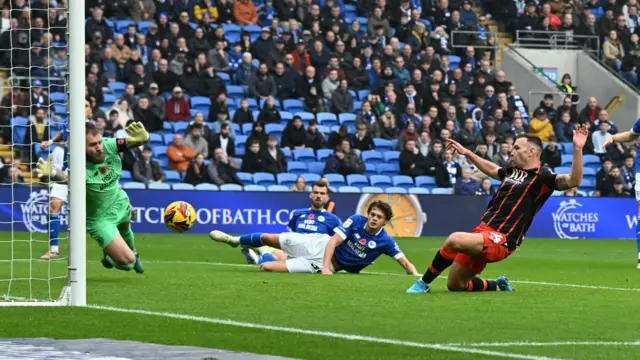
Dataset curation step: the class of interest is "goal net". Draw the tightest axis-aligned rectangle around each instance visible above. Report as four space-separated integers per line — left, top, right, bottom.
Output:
0 0 85 306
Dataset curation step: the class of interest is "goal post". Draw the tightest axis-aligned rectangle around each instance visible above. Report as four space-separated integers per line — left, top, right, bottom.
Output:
0 0 85 306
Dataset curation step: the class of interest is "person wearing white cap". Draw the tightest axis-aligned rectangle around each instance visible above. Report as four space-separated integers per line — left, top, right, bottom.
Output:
165 86 191 121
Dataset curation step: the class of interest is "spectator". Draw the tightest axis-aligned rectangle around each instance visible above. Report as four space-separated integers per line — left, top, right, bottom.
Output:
251 28 274 65
165 86 191 121
351 123 376 151
207 147 243 185
217 0 235 24
596 160 614 195
0 160 23 184
234 0 258 25
555 95 579 123
529 108 554 143
397 121 419 151
554 111 575 143
457 118 483 151
603 30 624 70
399 139 426 177
281 116 307 150
321 69 340 102
184 153 208 185
476 178 495 196
132 146 166 183
291 176 310 192
210 111 236 138
305 119 326 150
167 134 196 173
146 83 166 120
257 95 281 124
133 97 162 133
338 139 365 175
249 62 278 99
542 136 562 168
592 121 613 157
241 140 265 173
345 57 370 90
493 142 511 168
578 96 601 125
208 40 230 73
104 110 124 138
201 63 227 98
184 124 209 158
356 101 377 130
594 109 619 134
273 62 296 100
209 122 236 158
208 93 231 122
186 112 212 140
179 62 201 95
232 98 255 125
246 121 268 150
455 170 480 195
417 132 431 157
24 107 50 160
235 52 255 86
262 135 288 174
610 178 633 197
398 103 421 130
331 79 354 114
443 150 462 187
372 107 397 140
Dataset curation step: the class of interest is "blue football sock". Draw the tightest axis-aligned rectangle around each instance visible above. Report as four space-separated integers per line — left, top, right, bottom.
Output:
636 216 640 254
258 253 276 264
49 213 60 248
239 233 264 247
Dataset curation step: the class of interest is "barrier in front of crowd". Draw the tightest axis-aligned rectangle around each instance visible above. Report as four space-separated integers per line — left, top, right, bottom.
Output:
2 187 636 239
450 29 501 68
514 30 600 56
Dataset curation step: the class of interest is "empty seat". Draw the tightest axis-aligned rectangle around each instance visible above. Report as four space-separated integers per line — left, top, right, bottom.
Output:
338 113 356 127
369 175 392 188
164 171 182 184
409 187 430 194
293 148 316 161
220 184 243 191
346 174 369 187
173 122 189 134
195 183 219 191
253 172 276 186
431 187 454 195
317 112 339 127
316 148 333 161
265 123 285 136
283 99 304 113
384 151 401 163
324 173 346 186
385 187 407 194
172 183 194 190
237 172 253 183
555 166 571 174
377 163 399 175
244 184 267 191
149 133 163 145
122 182 146 189
288 161 308 175
373 138 392 151
268 185 289 192
361 186 384 193
415 176 436 187
277 173 298 187
364 163 377 176
362 150 384 164
339 186 361 193
392 175 414 189
561 154 573 167
307 161 325 174
300 173 321 183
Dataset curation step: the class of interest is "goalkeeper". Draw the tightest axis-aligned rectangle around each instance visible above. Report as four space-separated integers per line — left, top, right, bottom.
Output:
36 121 150 273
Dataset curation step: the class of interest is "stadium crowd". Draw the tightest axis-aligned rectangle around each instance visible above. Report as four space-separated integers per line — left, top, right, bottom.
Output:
0 0 636 198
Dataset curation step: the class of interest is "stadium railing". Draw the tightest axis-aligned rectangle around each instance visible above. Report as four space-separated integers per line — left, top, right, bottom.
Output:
450 29 501 68
514 30 600 57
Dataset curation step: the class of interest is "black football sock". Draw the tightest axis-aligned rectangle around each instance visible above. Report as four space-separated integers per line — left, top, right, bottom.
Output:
421 246 457 284
466 277 499 292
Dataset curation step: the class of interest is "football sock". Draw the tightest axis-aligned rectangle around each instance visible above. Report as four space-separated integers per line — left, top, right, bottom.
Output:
120 227 135 250
239 233 264 247
421 246 457 284
466 277 499 292
258 253 277 264
49 213 60 252
106 256 135 271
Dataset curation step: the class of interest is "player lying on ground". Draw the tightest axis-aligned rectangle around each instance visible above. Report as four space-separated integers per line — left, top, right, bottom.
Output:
210 200 419 275
408 128 588 293
240 181 341 265
36 121 150 273
603 120 640 269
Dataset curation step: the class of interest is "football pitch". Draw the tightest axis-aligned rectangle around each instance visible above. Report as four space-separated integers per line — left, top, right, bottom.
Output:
0 232 639 360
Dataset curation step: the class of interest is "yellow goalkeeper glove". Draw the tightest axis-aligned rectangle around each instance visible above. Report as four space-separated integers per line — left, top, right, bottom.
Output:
35 154 53 178
125 121 150 145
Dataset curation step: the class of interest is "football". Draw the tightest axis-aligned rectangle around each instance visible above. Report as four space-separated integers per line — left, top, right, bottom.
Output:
164 201 197 233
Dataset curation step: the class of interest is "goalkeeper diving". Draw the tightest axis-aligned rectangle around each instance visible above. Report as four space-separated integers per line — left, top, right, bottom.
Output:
36 121 150 273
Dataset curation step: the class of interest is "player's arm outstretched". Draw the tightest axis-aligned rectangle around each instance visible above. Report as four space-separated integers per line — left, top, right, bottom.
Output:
40 130 65 150
396 255 419 276
555 124 588 190
36 154 68 184
123 121 151 148
446 139 501 180
321 234 344 275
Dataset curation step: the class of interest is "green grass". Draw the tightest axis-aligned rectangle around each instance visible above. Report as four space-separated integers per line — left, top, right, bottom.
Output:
0 231 639 359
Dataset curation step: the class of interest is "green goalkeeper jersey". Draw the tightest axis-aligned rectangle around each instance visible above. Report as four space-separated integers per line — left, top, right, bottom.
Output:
85 137 126 221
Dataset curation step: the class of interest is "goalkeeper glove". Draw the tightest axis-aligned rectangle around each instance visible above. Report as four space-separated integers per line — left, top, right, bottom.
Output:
35 154 53 179
125 121 150 145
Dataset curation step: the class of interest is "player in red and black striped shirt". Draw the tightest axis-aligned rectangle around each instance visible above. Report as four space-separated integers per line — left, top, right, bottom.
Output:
407 126 589 294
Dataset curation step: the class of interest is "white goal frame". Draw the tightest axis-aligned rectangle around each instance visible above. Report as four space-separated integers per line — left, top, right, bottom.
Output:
0 0 86 307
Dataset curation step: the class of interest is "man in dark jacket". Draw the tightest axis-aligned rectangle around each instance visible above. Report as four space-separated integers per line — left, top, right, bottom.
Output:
399 139 426 177
251 28 275 64
133 97 162 133
273 62 296 100
248 63 278 99
208 147 243 185
133 146 166 183
261 135 288 174
541 136 562 168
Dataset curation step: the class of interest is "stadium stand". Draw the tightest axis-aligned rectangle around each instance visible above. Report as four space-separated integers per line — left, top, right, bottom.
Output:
0 0 633 199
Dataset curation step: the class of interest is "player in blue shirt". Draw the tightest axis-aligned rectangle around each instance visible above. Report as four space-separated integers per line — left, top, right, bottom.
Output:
210 199 418 275
603 118 640 269
239 181 341 265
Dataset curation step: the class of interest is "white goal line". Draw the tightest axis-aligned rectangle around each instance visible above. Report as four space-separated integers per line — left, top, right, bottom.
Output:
147 260 640 293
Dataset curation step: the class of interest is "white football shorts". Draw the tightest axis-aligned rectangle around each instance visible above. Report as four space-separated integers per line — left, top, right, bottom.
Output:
635 173 640 202
50 183 69 203
278 232 334 273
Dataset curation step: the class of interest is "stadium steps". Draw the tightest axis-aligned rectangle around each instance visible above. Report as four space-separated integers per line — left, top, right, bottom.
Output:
472 6 513 68
0 144 14 160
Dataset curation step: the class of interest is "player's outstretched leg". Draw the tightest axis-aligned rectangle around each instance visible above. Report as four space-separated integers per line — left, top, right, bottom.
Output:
41 197 64 259
210 231 282 266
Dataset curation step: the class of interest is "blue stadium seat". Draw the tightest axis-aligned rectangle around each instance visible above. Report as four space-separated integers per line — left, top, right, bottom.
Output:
217 72 231 84
295 112 315 122
415 176 436 187
221 184 243 191
244 24 262 34
432 188 454 195
147 183 171 190
237 172 253 183
173 122 189 134
163 122 174 133
392 175 414 189
339 186 361 193
190 96 211 112
338 113 356 128
253 172 276 186
317 112 338 127
384 151 400 163
164 171 181 184
324 173 346 186
583 155 600 166
138 20 153 33
245 184 267 191
561 154 573 167
172 183 195 190
283 99 304 113
230 123 241 134
555 166 571 174
361 186 384 194
153 146 167 159
195 184 219 191
377 163 399 175
307 161 325 174
346 174 369 187
579 178 596 190
583 167 597 180
149 133 163 145
50 92 66 103
288 161 308 175
227 85 245 97
293 148 316 161
121 170 131 181
163 133 175 145
353 101 362 111
116 20 135 33
108 82 126 97
103 94 116 108
122 182 146 189
235 135 248 148
277 173 298 187
369 175 392 188
409 187 430 194
561 142 573 155
11 117 28 126
385 187 407 194
364 163 377 176
373 138 392 151
357 90 371 101
301 173 321 183
362 150 383 164
268 185 289 192
551 190 564 197
279 147 292 160
316 148 333 161
53 104 67 116
390 139 398 150
241 123 253 134
265 123 285 136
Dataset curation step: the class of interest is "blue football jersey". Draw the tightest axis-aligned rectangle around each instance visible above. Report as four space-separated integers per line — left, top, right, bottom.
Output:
287 208 341 235
332 214 404 274
630 118 640 173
